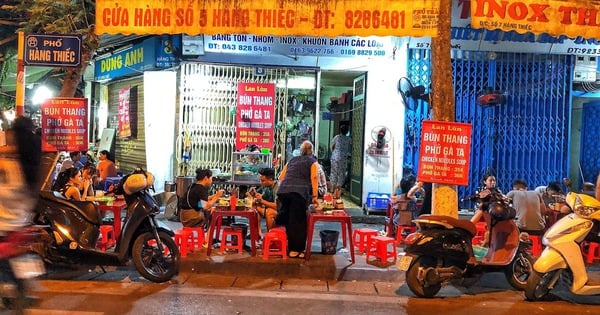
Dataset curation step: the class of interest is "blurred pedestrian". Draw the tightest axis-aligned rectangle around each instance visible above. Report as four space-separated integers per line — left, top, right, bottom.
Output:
0 116 41 232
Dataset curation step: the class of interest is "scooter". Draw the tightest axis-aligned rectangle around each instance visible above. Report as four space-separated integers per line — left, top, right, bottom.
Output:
0 226 45 314
33 169 180 283
398 189 535 298
525 192 600 300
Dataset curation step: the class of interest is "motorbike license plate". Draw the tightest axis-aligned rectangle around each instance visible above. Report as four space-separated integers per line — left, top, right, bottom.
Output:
397 255 413 271
9 254 45 279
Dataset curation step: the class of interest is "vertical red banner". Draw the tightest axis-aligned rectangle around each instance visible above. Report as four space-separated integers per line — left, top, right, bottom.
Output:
118 86 131 139
417 120 472 186
235 82 276 150
41 97 88 152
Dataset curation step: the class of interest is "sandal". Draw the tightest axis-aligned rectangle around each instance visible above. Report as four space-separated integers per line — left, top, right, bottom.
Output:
297 252 305 258
289 251 300 258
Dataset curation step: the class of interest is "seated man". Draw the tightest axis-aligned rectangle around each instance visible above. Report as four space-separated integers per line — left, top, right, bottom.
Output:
247 167 278 234
507 179 547 235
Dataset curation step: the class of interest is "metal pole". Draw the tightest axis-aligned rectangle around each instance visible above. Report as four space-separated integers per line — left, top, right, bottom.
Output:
16 31 25 116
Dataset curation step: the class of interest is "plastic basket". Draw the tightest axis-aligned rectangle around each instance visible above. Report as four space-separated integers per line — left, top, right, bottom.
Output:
365 192 391 210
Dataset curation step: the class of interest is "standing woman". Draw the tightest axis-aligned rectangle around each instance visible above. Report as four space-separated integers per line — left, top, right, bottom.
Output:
329 124 351 198
276 141 319 258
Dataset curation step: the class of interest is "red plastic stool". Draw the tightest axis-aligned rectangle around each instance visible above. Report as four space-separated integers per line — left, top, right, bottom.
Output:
528 234 543 257
97 225 116 251
182 226 205 250
262 230 287 260
174 229 194 258
366 235 397 263
472 222 487 245
220 227 244 254
582 241 600 264
396 225 416 245
352 228 378 253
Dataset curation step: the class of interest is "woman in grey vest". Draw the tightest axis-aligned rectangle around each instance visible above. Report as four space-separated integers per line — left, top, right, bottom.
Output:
276 141 319 258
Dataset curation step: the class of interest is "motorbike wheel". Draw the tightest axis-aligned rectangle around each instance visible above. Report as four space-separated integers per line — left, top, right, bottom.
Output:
405 256 441 298
504 251 535 290
132 231 180 283
524 270 559 301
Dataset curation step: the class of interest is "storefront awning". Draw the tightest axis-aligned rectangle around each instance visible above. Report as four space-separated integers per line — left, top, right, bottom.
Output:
0 54 54 93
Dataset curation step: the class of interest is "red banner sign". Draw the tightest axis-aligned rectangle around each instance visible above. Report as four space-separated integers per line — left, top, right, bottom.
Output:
118 86 132 139
41 97 88 152
235 82 276 151
471 0 600 39
417 120 472 186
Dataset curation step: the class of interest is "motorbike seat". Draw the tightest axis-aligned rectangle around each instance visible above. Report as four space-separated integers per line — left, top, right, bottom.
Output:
39 190 102 225
417 214 477 236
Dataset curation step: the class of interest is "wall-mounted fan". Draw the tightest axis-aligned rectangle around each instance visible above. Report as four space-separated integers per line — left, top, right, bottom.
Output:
398 77 429 111
476 87 507 106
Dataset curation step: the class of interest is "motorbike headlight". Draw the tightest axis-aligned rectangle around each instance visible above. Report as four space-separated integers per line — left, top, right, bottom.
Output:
573 196 600 218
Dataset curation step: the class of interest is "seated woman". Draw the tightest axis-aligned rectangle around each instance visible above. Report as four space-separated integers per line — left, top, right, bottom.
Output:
80 164 96 199
95 150 117 190
52 167 84 201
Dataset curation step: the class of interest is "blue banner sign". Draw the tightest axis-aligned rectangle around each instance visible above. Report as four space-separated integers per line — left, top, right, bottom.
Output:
94 38 157 81
24 34 81 67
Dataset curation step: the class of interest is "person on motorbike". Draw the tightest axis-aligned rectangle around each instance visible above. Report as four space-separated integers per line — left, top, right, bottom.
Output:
470 173 504 223
506 179 547 235
596 171 600 201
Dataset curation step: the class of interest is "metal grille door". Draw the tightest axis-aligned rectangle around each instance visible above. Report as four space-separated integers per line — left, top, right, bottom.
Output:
179 64 288 176
406 50 572 200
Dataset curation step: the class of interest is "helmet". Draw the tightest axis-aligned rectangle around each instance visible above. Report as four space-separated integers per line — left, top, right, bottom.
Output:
123 173 148 195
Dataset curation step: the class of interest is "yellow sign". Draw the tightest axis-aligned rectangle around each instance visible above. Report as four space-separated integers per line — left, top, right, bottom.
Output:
95 0 440 37
471 0 600 39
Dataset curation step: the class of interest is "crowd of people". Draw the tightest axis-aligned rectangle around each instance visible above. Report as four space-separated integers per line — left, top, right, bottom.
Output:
51 146 119 201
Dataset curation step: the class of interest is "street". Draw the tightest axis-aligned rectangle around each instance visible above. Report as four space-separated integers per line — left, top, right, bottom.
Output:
11 270 597 315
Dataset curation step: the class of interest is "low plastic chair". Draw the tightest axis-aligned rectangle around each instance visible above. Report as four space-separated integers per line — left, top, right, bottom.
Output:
220 227 244 254
262 230 287 260
352 228 378 254
366 235 397 263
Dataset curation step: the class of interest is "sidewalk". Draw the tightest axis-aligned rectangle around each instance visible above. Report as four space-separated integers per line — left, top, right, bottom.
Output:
164 205 404 283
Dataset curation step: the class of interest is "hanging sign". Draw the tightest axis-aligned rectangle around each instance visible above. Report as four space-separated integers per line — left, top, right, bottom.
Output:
235 82 276 151
41 98 88 152
118 86 132 139
417 120 472 186
471 0 600 40
95 0 440 38
24 34 81 67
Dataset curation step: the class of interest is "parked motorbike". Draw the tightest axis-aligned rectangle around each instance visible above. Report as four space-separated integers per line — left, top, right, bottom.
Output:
33 169 180 283
398 188 535 298
0 226 45 314
525 192 600 300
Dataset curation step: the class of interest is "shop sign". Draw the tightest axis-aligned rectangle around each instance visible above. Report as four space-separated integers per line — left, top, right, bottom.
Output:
24 34 81 67
417 120 471 186
235 82 275 151
407 0 600 56
471 0 600 40
95 0 440 38
94 38 156 81
41 98 88 152
203 34 395 58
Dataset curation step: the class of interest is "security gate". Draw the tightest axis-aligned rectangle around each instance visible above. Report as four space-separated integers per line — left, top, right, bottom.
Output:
405 50 572 200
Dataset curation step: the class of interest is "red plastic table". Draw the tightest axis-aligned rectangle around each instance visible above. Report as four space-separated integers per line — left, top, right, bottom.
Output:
305 209 355 264
98 200 127 241
206 208 260 257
